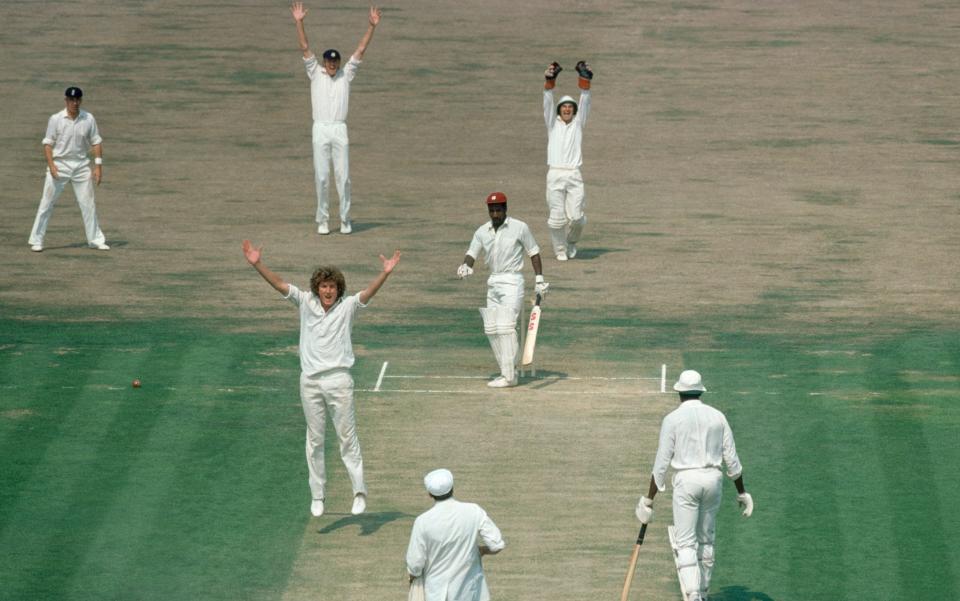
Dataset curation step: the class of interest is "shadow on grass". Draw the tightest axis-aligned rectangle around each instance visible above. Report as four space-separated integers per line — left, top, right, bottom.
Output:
712 584 775 601
569 247 623 260
519 369 570 390
317 510 413 536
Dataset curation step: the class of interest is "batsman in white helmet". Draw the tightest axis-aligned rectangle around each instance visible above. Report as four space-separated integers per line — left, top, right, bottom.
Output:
634 370 754 601
458 192 548 388
542 60 593 261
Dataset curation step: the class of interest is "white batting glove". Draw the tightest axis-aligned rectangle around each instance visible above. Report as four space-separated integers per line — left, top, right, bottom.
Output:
635 496 654 524
737 492 754 517
457 263 474 279
534 275 549 296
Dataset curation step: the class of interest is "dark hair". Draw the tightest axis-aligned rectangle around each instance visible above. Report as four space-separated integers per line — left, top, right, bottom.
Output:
310 265 346 300
430 490 454 501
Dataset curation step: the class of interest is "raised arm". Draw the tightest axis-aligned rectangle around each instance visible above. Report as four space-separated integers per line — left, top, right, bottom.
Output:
543 62 560 128
358 249 400 304
352 6 381 60
291 2 313 59
243 240 290 296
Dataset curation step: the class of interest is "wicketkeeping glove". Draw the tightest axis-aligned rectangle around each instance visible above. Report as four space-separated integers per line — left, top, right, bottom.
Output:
635 496 654 524
544 62 562 89
457 263 474 279
534 275 550 296
575 60 593 90
737 492 754 517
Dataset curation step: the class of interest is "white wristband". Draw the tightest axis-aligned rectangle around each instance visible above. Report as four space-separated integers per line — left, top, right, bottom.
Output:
94 157 103 165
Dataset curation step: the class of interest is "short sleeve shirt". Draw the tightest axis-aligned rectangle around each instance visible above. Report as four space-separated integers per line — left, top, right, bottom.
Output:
466 217 540 275
304 55 361 122
285 286 366 375
43 109 102 165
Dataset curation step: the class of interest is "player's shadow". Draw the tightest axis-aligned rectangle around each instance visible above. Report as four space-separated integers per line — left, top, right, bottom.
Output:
518 369 569 390
569 246 622 260
710 585 775 601
317 510 412 536
347 221 386 235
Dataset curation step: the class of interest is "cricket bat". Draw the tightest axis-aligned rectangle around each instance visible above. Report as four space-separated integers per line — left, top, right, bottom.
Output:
521 293 542 366
620 523 648 601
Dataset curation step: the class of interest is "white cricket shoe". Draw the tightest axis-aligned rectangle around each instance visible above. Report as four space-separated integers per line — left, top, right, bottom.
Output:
89 242 110 250
487 376 517 388
566 244 577 259
30 244 43 252
317 222 330 235
351 493 366 515
340 221 353 235
310 499 325 517
556 252 568 261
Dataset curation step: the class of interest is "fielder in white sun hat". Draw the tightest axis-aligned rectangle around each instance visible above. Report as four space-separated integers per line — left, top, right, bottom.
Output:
424 469 454 497
673 369 707 393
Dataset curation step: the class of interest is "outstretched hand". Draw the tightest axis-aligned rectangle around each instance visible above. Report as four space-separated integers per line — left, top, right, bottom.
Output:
291 2 307 21
242 239 262 265
368 6 382 26
379 249 401 273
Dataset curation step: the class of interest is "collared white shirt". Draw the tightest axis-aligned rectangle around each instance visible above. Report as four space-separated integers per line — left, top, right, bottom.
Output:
651 399 743 491
285 285 366 375
544 89 590 168
466 217 540 275
304 54 361 122
406 498 505 601
43 109 102 165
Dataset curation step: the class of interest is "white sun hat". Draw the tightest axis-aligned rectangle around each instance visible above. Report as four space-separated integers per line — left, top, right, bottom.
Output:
424 468 454 496
673 370 707 392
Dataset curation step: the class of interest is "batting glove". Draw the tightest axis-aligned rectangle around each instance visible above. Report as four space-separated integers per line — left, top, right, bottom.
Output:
534 275 549 296
635 496 654 524
457 263 474 279
737 492 754 517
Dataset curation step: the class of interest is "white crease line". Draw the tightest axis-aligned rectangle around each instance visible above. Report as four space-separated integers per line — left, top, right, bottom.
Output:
374 361 389 392
383 375 661 381
357 388 668 396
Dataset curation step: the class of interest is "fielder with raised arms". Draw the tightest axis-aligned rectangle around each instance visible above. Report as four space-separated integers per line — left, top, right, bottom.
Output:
634 370 754 601
458 193 548 388
243 239 400 517
542 60 593 261
291 2 381 235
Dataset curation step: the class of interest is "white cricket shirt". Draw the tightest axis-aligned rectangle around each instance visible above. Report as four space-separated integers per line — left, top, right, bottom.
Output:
304 54 360 123
466 217 540 275
544 89 590 168
285 285 366 375
406 498 505 601
651 399 743 491
42 109 102 165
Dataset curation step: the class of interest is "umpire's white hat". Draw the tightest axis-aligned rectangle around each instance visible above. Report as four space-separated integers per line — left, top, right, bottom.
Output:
673 370 706 392
424 469 454 496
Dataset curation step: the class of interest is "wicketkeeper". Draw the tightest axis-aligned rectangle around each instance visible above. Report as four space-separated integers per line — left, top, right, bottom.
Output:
542 60 593 261
634 370 754 601
458 193 548 388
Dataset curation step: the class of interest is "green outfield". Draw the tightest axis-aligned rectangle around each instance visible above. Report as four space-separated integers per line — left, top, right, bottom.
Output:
2 0 959 600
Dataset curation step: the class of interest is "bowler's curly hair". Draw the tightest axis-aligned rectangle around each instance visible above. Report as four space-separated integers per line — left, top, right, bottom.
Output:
310 265 346 300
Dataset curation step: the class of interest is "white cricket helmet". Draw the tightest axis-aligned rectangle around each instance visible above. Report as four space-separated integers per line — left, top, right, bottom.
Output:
673 370 707 393
556 95 578 115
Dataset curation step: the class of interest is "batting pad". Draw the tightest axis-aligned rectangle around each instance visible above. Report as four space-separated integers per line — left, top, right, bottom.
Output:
667 525 692 601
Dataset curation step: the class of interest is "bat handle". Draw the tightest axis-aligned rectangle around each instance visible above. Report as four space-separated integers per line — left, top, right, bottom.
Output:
636 523 647 545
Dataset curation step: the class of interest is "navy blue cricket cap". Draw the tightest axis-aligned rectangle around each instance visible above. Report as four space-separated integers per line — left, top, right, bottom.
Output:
65 86 83 98
322 49 341 61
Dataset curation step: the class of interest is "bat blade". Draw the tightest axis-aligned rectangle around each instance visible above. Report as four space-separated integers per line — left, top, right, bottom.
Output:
521 293 542 365
620 523 648 601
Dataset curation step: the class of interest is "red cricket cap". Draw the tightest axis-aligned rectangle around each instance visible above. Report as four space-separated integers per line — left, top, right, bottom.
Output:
486 192 507 205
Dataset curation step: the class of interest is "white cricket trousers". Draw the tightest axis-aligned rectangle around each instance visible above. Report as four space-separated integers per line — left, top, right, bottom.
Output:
545 167 586 255
672 468 723 599
482 273 524 380
28 164 106 247
299 368 366 501
311 121 351 226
